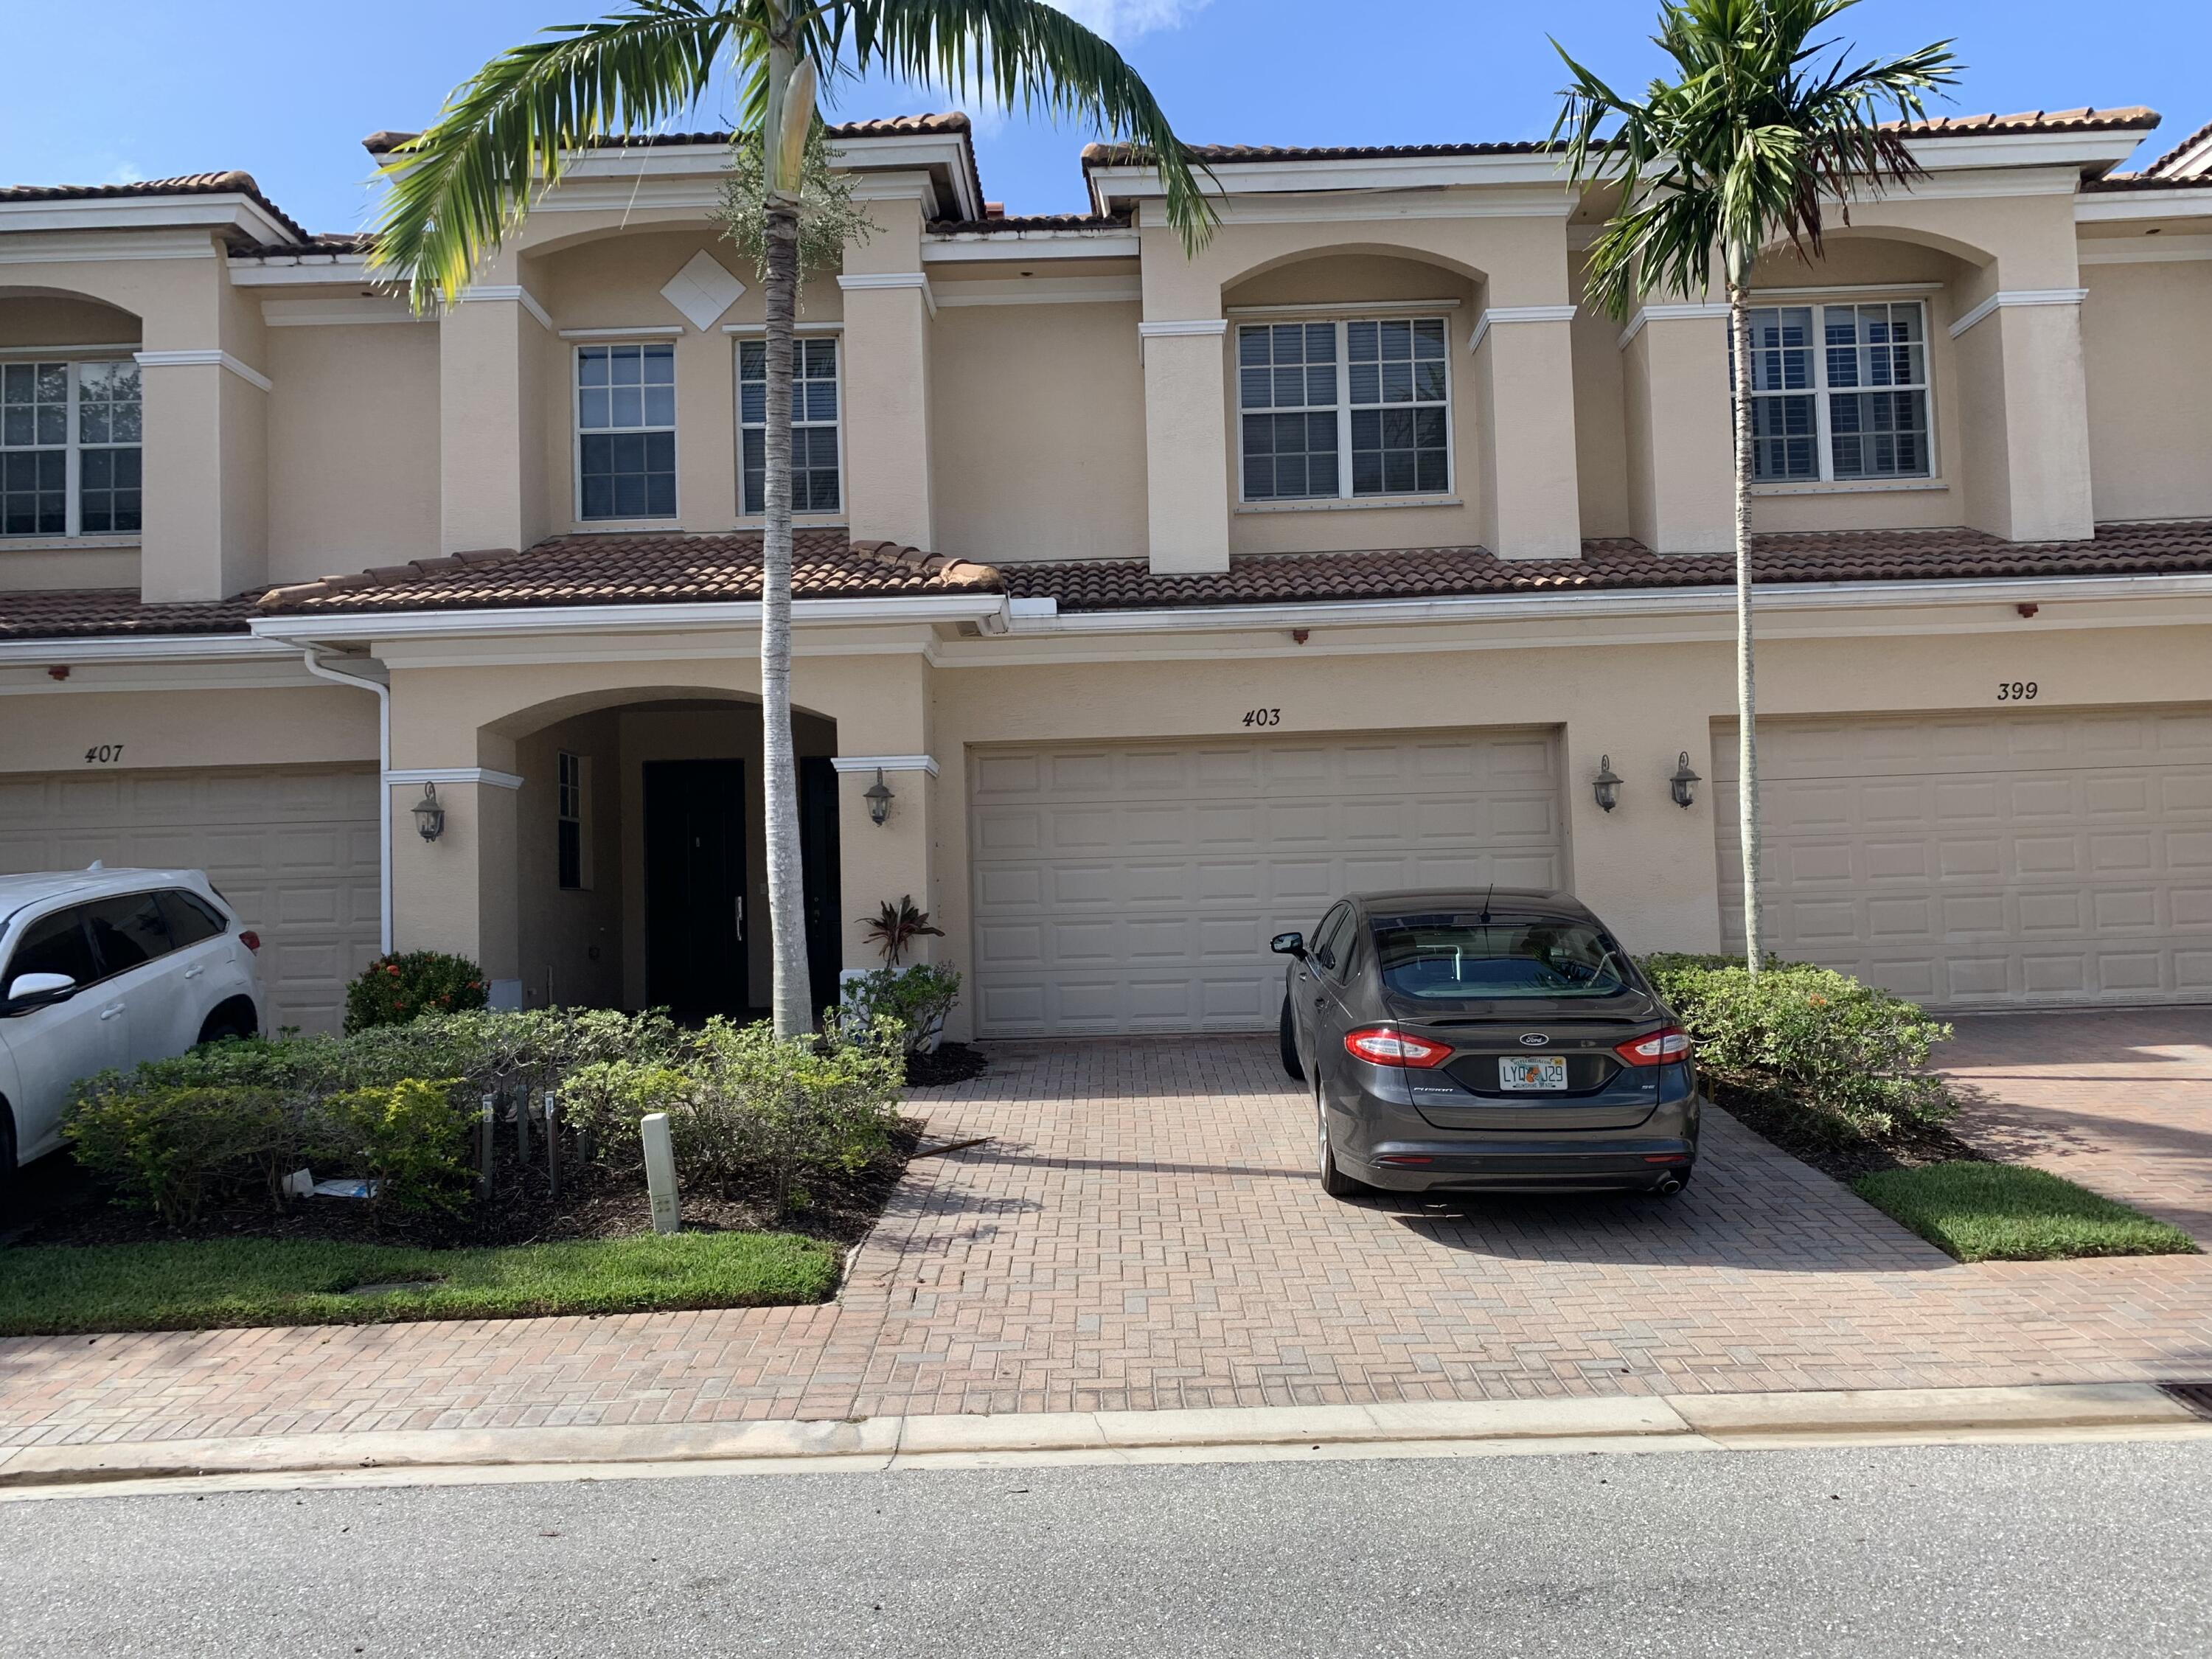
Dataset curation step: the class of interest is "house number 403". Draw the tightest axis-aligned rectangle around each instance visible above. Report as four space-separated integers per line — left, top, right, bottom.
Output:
1996 681 2039 702
1241 708 1282 728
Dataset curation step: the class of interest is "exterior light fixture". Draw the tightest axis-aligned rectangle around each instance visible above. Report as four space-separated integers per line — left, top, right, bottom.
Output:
864 768 894 827
411 782 446 843
1592 756 1623 814
1669 752 1702 810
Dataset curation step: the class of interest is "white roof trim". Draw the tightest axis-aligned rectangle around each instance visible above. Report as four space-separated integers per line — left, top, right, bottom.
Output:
0 192 295 246
924 233 1141 262
2076 186 2212 221
0 634 291 667
226 258 384 288
248 591 1008 644
134 349 272 392
386 766 524 791
830 754 939 777
1947 288 2087 338
1468 305 1578 352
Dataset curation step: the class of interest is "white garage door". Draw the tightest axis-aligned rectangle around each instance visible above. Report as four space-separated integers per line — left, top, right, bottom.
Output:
969 730 1564 1037
1716 708 2212 1006
0 764 380 1033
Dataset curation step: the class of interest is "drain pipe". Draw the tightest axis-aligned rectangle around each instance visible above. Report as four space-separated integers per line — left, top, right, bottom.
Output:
298 647 392 956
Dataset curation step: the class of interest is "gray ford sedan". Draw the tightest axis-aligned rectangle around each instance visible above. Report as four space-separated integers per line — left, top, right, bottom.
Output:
1273 889 1701 1199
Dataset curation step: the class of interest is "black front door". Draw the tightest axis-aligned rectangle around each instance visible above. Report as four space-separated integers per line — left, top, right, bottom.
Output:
644 759 746 1020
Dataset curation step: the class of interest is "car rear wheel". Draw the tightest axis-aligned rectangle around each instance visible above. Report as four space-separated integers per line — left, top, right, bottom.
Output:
1278 997 1304 1082
1315 1080 1363 1200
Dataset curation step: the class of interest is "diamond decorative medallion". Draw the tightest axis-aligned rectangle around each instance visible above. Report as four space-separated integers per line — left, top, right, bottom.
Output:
661 250 746 331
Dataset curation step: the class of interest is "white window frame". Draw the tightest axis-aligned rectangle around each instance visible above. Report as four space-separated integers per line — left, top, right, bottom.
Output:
1234 314 1455 507
731 326 846 522
1745 299 1937 488
556 751 591 891
0 352 142 540
571 341 680 526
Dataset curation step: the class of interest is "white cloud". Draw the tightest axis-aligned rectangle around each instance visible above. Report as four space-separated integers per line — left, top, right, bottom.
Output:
1051 1 1211 43
105 163 144 185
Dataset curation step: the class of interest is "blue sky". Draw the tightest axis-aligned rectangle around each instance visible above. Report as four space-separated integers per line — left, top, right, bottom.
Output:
2 1 2205 235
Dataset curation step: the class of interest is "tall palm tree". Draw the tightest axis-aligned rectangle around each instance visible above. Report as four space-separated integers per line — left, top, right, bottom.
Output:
1550 0 1954 973
369 0 1213 1036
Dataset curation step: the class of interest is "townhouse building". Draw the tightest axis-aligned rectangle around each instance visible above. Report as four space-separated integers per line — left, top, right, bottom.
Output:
2 104 2209 1038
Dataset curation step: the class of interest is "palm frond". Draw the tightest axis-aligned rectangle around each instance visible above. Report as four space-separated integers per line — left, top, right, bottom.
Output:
834 0 1217 250
369 2 748 308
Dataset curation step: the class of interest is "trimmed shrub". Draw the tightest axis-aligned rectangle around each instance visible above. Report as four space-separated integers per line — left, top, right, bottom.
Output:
841 963 961 1057
559 1060 698 1172
66 1086 296 1227
1641 955 1953 1138
308 1078 471 1211
344 952 489 1034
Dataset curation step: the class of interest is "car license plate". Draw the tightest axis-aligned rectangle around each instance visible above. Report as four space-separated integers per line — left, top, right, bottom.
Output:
1498 1056 1568 1091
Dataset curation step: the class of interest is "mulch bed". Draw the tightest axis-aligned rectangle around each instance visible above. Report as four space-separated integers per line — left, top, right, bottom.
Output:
1714 1085 1989 1183
8 1118 925 1253
905 1041 989 1087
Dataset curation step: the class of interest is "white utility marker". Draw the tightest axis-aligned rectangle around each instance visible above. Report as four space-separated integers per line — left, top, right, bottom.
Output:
641 1112 681 1234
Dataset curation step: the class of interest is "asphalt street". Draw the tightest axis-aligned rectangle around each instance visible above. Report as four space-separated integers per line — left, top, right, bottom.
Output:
6 1437 2209 1657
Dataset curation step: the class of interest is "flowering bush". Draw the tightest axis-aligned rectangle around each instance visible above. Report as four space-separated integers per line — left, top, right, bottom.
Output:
344 952 489 1034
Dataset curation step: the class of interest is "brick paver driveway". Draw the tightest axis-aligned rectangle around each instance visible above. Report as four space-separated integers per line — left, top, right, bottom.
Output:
4 1029 2210 1450
1942 1009 2212 1242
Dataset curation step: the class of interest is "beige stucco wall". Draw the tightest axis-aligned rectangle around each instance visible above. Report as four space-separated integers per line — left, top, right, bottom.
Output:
265 322 442 584
0 681 374 772
2083 257 2212 523
930 298 1148 563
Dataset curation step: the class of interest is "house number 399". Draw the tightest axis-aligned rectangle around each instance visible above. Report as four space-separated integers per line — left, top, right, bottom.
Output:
1996 681 2039 702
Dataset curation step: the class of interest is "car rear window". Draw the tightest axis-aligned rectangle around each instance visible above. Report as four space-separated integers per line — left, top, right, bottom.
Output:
1372 914 1633 1000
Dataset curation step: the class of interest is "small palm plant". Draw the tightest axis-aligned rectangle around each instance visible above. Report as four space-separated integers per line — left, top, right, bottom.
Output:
1550 0 1956 973
371 1 1213 1037
861 895 945 966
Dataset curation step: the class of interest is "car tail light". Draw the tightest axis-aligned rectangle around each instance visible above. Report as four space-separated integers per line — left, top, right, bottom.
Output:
238 930 261 953
1343 1027 1453 1068
1614 1026 1691 1067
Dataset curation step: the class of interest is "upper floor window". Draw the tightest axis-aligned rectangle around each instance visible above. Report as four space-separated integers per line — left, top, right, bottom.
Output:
576 344 675 521
1237 318 1451 503
739 335 841 515
0 358 142 538
1746 302 1931 484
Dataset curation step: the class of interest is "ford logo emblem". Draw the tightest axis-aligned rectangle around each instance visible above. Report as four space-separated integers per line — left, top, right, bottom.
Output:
1518 1034 1549 1047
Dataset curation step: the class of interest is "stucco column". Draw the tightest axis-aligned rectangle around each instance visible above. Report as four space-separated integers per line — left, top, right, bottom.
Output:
1952 291 2095 543
837 278 936 549
133 354 269 601
439 278 547 555
1139 321 1231 574
1619 306 1734 554
1560 706 1725 959
389 777 522 990
1471 307 1583 559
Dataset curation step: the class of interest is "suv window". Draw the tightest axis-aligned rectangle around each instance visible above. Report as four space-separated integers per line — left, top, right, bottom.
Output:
6 905 101 992
158 889 226 949
82 891 175 975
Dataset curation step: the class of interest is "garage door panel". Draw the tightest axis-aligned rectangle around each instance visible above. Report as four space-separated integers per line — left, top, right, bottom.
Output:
1719 709 2211 1006
973 730 1562 1036
0 765 378 1034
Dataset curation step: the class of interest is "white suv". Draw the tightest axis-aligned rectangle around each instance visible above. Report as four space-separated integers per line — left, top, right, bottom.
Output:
0 866 265 1186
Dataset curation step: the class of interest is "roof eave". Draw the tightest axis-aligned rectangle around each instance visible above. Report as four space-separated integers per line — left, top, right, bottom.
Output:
248 591 1010 644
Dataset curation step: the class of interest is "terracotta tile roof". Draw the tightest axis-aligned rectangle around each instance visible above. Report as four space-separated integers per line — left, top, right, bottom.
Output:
0 171 311 243
1085 108 2162 173
362 113 973 156
229 233 375 260
2079 173 2212 194
0 588 254 642
1008 522 2212 613
929 213 1131 234
2143 115 2212 178
256 529 1005 616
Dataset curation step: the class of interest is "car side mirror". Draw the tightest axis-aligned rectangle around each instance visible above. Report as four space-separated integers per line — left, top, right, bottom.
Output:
1270 932 1307 958
6 970 77 1007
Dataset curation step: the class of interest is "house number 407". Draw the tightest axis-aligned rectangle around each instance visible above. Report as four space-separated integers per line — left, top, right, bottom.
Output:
83 743 125 764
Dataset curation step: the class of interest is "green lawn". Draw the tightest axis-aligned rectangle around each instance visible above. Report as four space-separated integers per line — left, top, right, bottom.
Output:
0 1231 843 1337
1853 1161 2199 1263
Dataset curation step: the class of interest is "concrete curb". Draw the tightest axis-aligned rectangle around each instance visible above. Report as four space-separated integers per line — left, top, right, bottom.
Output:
1 1383 2202 1494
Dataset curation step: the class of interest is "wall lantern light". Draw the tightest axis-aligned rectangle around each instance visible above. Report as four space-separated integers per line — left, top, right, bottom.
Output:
1592 756 1623 814
411 782 446 843
1670 752 1702 810
864 768 895 827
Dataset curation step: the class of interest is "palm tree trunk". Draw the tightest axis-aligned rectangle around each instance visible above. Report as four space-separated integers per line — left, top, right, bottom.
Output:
1728 285 1764 976
759 199 812 1037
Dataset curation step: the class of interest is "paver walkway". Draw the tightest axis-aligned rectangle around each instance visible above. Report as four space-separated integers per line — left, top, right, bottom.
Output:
1943 1009 2212 1242
4 1027 2210 1450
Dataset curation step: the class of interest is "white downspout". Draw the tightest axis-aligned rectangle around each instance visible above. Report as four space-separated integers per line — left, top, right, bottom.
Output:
298 647 393 956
